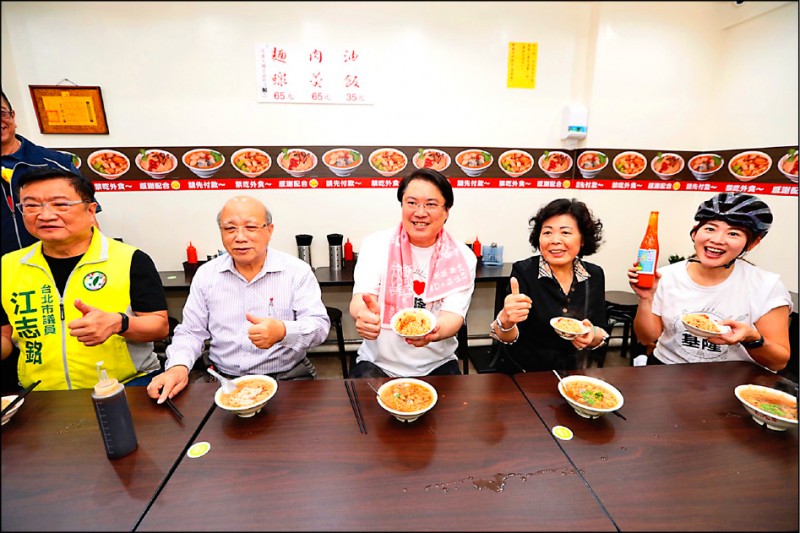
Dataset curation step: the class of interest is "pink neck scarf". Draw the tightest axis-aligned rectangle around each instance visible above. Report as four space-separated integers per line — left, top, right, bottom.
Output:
382 223 473 326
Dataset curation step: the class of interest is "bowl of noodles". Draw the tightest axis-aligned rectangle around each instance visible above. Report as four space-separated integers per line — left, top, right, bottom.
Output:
681 312 731 338
214 374 278 418
376 378 438 423
550 317 590 340
558 375 624 419
369 148 407 177
391 308 436 339
734 384 797 431
728 150 771 182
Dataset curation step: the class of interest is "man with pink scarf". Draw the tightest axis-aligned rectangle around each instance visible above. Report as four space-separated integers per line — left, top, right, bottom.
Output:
349 168 477 378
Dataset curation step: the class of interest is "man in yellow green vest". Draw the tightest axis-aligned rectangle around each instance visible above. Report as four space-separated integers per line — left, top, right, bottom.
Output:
1 167 169 390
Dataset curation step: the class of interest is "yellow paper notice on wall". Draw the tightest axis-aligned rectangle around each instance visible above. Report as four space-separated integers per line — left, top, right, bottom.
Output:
507 42 538 89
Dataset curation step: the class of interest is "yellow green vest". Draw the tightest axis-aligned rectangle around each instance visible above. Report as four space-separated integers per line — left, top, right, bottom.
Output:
1 230 145 390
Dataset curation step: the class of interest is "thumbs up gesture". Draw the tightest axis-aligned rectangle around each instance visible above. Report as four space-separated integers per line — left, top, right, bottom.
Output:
68 299 119 347
499 276 532 327
355 293 382 340
245 313 286 350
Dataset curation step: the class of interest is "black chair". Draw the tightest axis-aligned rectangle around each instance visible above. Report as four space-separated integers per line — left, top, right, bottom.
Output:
325 306 349 378
456 320 470 374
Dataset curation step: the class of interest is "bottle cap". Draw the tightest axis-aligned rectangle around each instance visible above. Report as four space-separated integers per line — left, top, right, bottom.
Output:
94 361 121 397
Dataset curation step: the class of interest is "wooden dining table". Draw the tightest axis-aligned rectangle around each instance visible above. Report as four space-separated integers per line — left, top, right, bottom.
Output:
136 373 616 531
514 362 799 531
1 383 218 532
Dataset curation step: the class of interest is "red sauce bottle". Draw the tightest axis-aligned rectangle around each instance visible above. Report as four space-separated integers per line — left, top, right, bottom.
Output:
636 212 659 288
186 242 198 264
472 236 482 258
344 238 354 261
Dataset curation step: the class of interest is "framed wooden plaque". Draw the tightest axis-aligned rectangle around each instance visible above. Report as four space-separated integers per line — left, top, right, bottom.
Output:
28 85 109 134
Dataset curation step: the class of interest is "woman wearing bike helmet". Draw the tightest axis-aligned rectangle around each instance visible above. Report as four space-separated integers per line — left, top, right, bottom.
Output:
626 192 792 371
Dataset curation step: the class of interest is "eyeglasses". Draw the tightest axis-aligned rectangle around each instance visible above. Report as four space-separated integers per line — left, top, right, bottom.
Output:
403 199 444 213
219 224 268 236
16 200 89 215
0 109 13 120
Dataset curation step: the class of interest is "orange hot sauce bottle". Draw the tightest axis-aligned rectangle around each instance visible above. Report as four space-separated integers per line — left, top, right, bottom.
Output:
635 212 659 288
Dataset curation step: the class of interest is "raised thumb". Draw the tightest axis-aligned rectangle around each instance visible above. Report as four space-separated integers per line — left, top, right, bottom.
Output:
362 293 380 314
245 313 261 324
510 276 520 295
73 298 92 316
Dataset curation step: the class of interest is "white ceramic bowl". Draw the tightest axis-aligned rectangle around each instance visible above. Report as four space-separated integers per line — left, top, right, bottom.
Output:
498 149 534 178
58 150 82 170
681 312 731 338
322 148 363 177
728 150 772 182
557 375 624 419
1 395 24 426
688 153 724 181
412 148 451 172
734 384 798 431
650 152 685 180
777 150 798 183
135 149 178 179
231 148 272 178
182 148 225 178
214 375 278 418
576 150 608 179
455 149 493 177
87 149 130 179
376 378 438 423
550 317 590 340
391 308 436 339
369 148 408 177
612 151 647 179
538 150 574 179
276 148 318 178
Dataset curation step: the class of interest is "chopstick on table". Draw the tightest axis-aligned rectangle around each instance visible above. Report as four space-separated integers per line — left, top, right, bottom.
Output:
1 380 41 417
345 380 367 434
163 397 184 420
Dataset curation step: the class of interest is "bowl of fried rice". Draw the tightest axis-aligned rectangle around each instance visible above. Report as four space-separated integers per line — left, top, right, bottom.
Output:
390 308 436 339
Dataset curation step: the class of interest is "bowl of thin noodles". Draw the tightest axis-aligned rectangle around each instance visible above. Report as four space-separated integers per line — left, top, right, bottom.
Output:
376 378 438 423
391 308 436 339
214 374 278 418
681 312 731 338
557 375 624 419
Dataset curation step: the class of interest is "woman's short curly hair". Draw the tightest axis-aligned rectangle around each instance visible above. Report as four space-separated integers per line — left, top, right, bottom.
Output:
528 198 604 257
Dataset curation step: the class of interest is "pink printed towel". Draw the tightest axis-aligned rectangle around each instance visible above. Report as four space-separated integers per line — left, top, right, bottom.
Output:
382 223 473 326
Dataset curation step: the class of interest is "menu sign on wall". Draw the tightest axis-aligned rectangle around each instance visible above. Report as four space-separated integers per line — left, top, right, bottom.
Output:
62 145 798 197
255 44 370 104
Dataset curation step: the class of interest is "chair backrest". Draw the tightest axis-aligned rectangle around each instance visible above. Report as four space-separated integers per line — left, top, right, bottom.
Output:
455 320 470 374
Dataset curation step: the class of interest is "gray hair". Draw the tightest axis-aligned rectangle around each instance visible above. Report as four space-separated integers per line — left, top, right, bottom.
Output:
216 197 272 226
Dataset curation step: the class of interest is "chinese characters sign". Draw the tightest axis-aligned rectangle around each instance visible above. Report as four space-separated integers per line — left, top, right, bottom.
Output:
256 45 370 104
507 42 538 89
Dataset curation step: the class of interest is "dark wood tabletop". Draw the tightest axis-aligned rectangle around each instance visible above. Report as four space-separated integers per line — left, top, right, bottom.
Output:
137 373 615 531
514 362 799 531
1 383 218 532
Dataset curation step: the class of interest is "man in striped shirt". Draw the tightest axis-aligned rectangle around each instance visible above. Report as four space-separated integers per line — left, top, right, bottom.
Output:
148 196 330 404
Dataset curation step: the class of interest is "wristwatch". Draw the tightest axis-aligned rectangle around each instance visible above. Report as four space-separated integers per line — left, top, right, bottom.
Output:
741 334 764 350
118 313 129 334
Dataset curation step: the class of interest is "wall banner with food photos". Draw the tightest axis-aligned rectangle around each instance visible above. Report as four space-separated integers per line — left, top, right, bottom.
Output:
58 145 798 197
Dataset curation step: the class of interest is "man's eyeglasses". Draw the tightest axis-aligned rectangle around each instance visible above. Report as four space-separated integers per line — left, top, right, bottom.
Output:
16 200 89 215
220 224 268 236
0 109 14 120
403 199 444 213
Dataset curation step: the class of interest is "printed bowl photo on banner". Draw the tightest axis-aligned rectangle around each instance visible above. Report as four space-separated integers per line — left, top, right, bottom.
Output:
650 152 685 180
576 150 607 179
87 149 130 180
369 148 408 178
728 150 771 182
182 148 225 179
412 148 451 172
135 148 177 179
777 148 798 183
612 151 646 179
455 149 493 177
231 148 271 178
58 150 81 170
688 153 724 181
277 148 318 178
538 150 574 179
322 148 363 177
498 149 534 178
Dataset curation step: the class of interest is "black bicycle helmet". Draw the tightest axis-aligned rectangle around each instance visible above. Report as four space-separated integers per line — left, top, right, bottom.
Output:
693 192 772 238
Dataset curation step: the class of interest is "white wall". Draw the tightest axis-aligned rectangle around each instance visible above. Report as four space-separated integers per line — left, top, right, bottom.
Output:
2 1 797 324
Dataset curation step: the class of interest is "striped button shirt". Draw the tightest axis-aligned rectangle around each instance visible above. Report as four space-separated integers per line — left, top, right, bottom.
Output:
165 248 330 376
